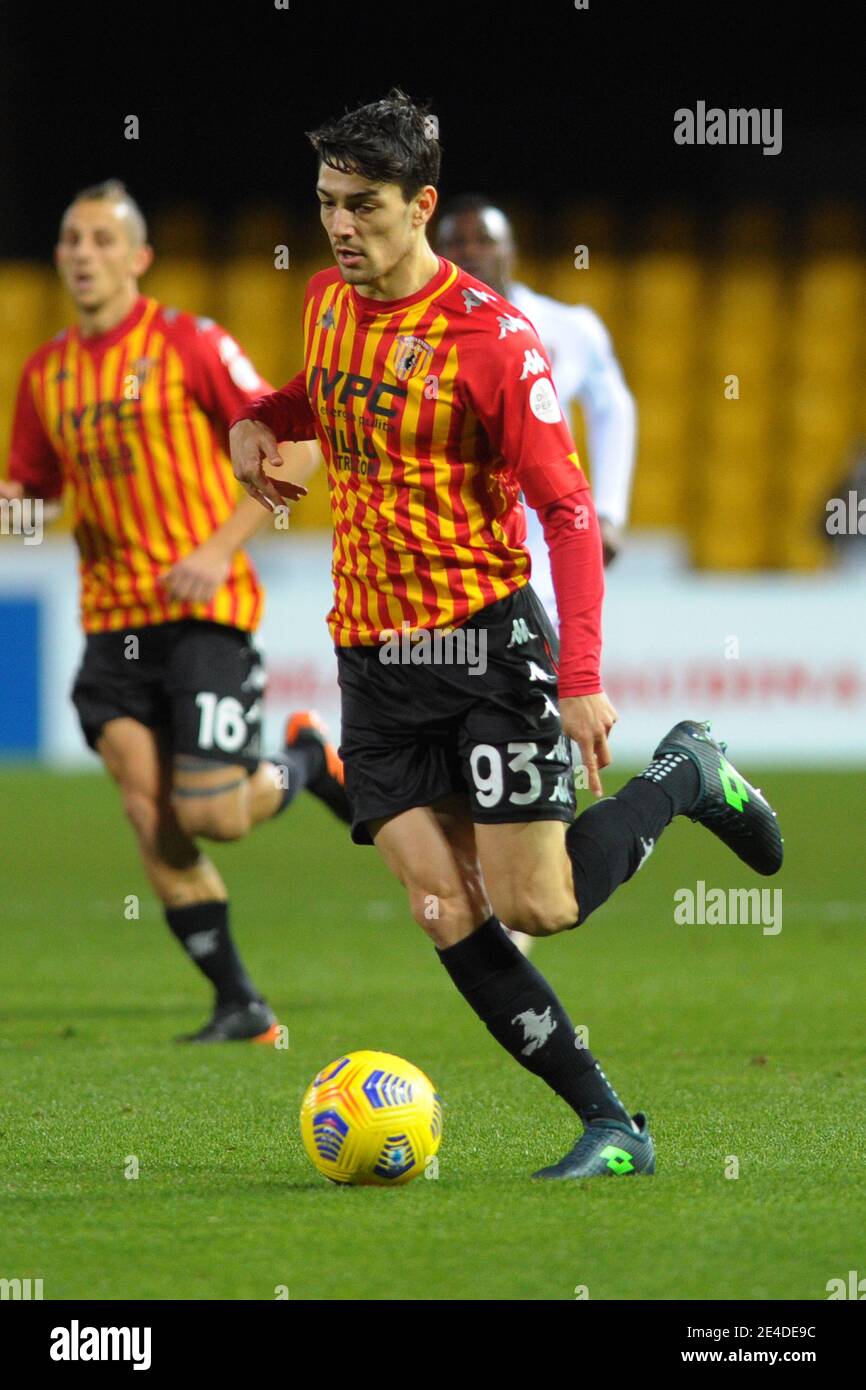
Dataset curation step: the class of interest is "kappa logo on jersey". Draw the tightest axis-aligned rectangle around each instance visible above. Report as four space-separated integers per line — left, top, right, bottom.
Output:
519 348 549 380
319 305 336 329
506 617 538 647
393 334 435 382
512 1005 558 1056
497 313 532 340
461 287 497 313
528 376 562 424
526 659 556 683
539 693 560 719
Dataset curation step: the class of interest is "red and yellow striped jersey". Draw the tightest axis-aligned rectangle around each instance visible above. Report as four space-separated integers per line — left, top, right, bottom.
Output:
8 295 268 633
241 257 586 646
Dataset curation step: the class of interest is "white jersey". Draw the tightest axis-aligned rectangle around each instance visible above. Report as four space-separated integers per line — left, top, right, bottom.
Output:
509 282 636 626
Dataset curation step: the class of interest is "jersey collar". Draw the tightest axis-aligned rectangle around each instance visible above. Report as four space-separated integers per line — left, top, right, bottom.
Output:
350 255 453 321
73 295 150 353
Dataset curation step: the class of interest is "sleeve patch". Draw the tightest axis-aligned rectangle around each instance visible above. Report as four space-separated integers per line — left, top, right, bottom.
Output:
528 377 562 424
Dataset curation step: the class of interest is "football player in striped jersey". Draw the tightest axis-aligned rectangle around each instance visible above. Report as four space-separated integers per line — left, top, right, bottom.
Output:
2 181 348 1043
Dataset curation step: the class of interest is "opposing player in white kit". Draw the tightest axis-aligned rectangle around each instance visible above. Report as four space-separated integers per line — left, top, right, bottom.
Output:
437 194 636 610
438 195 637 952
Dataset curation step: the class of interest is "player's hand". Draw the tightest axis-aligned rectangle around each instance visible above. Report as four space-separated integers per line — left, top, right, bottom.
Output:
229 420 308 512
560 692 618 797
0 479 24 501
599 518 623 567
159 541 232 604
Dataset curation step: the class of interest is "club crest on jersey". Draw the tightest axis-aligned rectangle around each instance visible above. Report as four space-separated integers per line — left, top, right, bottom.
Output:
393 334 434 382
319 305 336 329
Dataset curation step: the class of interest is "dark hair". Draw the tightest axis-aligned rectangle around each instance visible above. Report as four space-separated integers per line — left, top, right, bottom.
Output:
63 179 148 245
307 87 441 201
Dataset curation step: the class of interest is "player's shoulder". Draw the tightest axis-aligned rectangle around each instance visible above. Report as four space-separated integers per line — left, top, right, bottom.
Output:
440 263 544 352
19 327 71 377
152 300 220 346
153 303 264 390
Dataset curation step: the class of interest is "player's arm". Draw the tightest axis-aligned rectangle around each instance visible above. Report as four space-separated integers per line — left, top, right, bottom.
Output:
573 307 637 565
461 323 615 793
161 319 316 602
2 366 64 523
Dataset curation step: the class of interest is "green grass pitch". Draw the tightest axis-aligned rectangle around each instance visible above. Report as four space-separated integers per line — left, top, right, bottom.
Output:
1 763 863 1301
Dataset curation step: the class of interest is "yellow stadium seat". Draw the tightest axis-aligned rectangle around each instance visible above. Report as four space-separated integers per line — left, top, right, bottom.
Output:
703 397 774 448
0 264 56 353
793 257 865 328
545 258 620 327
626 254 703 326
627 334 697 385
788 389 856 449
143 259 216 319
790 331 860 381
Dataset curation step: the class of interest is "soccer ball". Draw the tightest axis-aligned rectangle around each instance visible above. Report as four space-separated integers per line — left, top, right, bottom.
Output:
300 1050 442 1186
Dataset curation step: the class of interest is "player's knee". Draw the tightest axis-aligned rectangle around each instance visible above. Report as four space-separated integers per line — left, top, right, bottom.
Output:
172 791 252 842
407 884 474 945
120 786 160 848
497 890 578 937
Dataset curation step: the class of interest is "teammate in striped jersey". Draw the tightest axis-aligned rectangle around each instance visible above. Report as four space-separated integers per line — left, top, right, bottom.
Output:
230 92 783 1178
1 181 348 1043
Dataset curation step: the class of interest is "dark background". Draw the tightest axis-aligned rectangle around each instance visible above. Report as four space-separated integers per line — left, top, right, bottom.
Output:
2 0 862 257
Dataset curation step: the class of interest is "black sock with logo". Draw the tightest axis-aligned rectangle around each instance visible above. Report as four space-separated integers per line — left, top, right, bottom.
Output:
165 900 261 1006
565 759 698 925
437 916 633 1126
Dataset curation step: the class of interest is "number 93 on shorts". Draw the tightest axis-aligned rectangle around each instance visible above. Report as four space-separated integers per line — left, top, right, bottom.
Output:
467 735 575 822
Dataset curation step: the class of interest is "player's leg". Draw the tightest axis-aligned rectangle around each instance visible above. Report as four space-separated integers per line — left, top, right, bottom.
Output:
167 623 349 842
96 716 278 1041
370 798 643 1146
475 723 782 938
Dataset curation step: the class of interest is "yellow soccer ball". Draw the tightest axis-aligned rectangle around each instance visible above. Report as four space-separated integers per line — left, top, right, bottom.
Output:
300 1050 442 1186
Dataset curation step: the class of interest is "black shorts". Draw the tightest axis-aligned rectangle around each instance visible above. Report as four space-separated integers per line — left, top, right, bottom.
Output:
337 584 575 844
71 620 265 770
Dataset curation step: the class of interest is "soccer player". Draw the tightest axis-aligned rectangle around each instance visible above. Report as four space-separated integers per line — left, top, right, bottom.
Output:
436 194 636 600
1 180 348 1043
230 92 783 1178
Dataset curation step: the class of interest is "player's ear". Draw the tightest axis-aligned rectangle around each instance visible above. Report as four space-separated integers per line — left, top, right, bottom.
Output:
132 242 155 278
414 184 438 228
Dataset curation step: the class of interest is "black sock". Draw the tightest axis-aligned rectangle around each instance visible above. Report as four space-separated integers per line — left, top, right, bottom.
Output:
269 744 324 815
165 900 261 1006
565 757 700 925
437 916 633 1127
638 750 700 817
